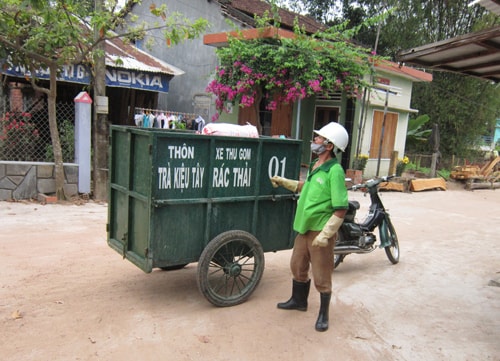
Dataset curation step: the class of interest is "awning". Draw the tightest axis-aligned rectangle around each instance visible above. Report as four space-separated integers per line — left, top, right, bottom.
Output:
1 64 177 93
103 35 184 93
0 34 183 93
397 26 500 83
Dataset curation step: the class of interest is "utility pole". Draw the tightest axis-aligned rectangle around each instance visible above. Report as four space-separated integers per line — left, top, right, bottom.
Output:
93 0 109 201
375 85 400 177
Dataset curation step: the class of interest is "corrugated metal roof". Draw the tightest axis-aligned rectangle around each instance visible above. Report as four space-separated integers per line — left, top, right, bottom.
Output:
105 35 184 76
397 26 500 83
397 1 500 82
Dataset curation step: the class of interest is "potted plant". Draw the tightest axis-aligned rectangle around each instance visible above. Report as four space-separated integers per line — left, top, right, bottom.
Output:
347 154 368 184
396 156 410 176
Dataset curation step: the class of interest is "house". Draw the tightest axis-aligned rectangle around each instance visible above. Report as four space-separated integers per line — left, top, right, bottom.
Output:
495 119 500 146
0 32 184 127
0 31 184 200
128 0 431 177
203 25 432 176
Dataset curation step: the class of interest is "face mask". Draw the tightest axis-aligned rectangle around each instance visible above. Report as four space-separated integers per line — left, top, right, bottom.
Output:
311 143 326 154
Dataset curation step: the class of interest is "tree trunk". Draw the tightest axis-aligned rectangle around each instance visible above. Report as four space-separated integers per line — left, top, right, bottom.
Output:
252 87 263 135
93 0 109 201
48 63 67 200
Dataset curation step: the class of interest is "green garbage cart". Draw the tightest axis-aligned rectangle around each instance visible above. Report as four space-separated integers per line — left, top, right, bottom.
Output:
107 125 302 307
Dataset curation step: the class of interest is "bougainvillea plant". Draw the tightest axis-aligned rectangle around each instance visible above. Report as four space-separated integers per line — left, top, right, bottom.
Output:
0 112 40 161
206 9 385 123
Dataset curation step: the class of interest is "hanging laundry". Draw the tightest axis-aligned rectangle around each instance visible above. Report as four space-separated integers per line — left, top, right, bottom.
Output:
134 113 143 127
194 115 206 132
133 107 200 131
157 113 168 128
167 114 176 129
142 113 150 128
148 113 155 128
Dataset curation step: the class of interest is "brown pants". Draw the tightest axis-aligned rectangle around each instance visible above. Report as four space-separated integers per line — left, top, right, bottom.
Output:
290 231 335 293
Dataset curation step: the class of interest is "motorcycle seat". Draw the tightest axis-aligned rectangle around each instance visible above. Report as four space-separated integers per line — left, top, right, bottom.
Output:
348 200 360 210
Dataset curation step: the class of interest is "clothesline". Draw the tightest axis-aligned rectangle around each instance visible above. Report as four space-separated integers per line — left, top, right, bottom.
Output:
134 107 198 119
134 107 205 131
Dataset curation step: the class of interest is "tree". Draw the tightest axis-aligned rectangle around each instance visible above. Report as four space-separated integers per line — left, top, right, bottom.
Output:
276 0 340 24
296 0 500 158
0 0 208 200
207 8 384 131
405 114 431 152
411 72 500 157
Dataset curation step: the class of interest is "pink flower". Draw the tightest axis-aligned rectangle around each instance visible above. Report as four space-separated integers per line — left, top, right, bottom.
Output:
266 101 278 111
241 94 255 107
308 79 322 92
240 65 253 75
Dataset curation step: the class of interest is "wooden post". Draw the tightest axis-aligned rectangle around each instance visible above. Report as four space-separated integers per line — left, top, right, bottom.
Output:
430 152 438 177
389 150 398 176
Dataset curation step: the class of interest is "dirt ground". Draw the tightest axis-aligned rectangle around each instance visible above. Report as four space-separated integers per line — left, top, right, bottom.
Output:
1 181 499 361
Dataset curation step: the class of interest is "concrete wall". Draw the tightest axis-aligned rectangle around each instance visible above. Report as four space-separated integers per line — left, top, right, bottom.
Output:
0 161 79 201
129 0 241 119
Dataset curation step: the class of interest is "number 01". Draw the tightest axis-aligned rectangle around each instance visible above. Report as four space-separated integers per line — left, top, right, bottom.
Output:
268 156 287 178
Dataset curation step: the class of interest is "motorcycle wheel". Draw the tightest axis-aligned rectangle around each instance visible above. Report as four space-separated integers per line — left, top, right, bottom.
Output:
333 254 345 269
384 219 400 264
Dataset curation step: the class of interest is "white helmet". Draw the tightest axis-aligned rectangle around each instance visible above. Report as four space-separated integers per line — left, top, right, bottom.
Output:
313 122 349 152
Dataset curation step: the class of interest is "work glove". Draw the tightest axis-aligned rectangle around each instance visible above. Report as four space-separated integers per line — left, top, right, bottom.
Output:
312 214 344 247
270 176 299 192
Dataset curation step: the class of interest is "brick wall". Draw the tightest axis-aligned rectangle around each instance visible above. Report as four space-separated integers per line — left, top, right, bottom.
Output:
8 83 24 112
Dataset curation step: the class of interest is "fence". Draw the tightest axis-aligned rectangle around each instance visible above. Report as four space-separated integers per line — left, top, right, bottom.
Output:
0 99 75 162
406 153 493 172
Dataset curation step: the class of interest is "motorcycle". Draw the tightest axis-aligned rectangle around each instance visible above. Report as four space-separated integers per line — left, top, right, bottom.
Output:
334 175 400 269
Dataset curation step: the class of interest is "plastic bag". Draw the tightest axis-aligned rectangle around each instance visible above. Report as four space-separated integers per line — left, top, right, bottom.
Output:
201 123 259 138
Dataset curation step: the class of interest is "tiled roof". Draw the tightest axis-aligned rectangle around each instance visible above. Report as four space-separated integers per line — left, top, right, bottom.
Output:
218 0 326 34
204 27 432 83
376 60 433 83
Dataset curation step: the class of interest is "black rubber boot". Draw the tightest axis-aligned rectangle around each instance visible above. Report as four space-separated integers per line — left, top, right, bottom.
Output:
315 292 331 332
277 279 310 311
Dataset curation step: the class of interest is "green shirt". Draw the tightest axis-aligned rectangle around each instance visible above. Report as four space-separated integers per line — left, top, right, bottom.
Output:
293 158 348 234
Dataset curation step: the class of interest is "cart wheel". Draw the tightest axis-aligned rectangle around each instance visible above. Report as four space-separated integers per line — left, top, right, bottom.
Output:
197 230 265 307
